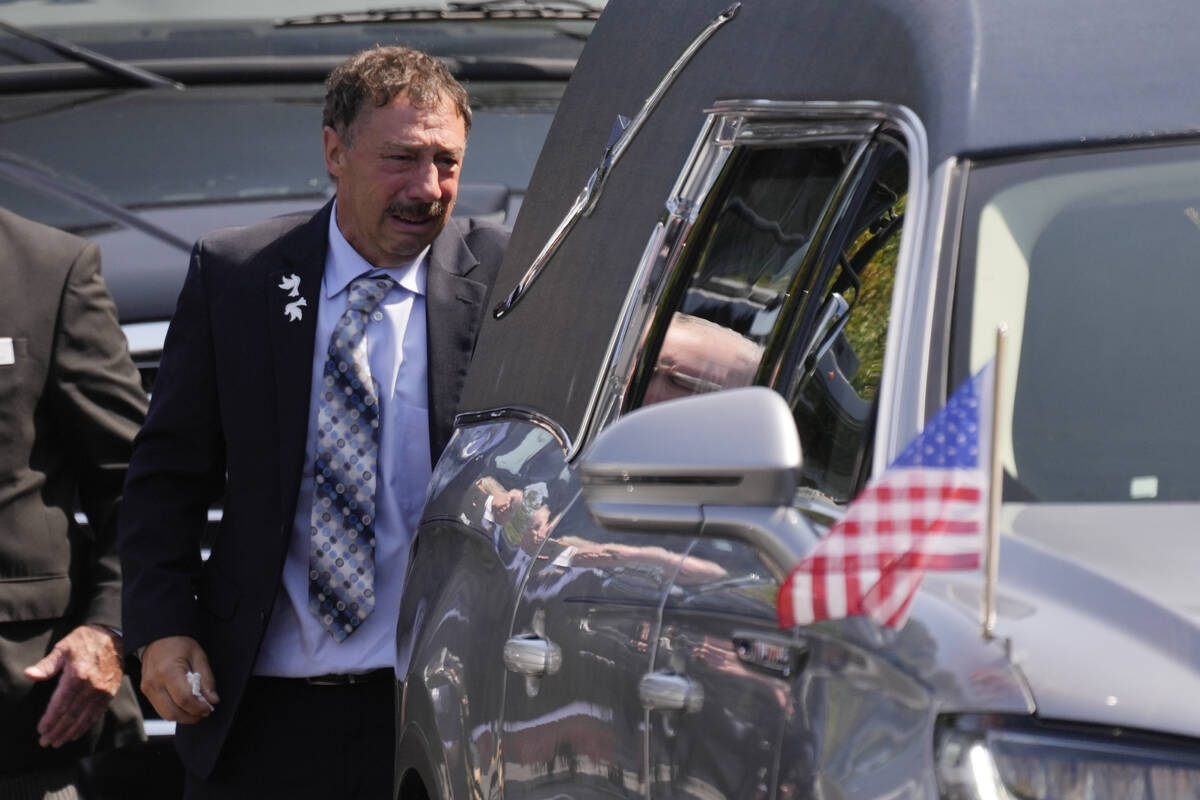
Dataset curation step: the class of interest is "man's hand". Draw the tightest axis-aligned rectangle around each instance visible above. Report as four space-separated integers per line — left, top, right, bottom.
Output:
23 624 123 748
139 635 220 724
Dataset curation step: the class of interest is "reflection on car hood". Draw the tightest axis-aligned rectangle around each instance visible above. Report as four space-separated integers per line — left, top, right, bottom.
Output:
1 81 547 325
930 503 1200 739
93 199 323 323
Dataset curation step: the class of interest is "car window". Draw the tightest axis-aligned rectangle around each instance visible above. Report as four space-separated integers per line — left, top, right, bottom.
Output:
0 2 601 63
629 140 861 408
623 120 908 508
0 82 560 231
955 142 1200 503
784 141 908 504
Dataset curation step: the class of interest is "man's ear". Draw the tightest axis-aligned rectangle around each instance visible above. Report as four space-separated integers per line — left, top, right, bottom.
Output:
323 126 346 180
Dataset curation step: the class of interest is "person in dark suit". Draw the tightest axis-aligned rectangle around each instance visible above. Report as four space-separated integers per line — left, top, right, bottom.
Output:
117 46 509 799
0 207 148 798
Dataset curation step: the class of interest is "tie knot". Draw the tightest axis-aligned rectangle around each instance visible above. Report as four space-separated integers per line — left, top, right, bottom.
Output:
346 274 396 314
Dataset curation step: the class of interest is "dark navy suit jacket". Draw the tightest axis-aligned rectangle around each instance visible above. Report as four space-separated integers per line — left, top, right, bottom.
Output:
118 201 508 777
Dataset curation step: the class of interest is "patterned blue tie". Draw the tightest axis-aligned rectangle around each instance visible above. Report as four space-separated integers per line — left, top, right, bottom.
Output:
309 274 394 642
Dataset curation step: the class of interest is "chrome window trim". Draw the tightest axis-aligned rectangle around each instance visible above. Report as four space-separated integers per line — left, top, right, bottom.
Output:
491 3 742 319
884 155 959 463
565 100 931 470
453 406 572 452
842 104 931 476
571 113 728 454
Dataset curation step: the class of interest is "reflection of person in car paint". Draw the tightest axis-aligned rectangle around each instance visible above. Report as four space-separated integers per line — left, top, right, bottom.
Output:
460 475 523 531
471 478 728 587
564 540 727 585
520 504 554 554
534 522 728 586
643 311 762 406
482 478 524 529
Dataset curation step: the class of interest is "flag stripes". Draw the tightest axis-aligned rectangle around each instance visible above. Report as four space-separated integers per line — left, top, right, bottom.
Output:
777 361 994 631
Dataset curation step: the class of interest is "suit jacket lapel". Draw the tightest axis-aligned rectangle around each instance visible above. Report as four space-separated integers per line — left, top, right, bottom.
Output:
426 222 489 462
267 201 332 522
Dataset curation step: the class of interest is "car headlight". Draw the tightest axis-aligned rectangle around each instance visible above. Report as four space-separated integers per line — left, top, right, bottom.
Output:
935 715 1200 799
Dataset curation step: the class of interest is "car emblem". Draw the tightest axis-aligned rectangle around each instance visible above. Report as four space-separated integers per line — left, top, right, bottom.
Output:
279 273 306 322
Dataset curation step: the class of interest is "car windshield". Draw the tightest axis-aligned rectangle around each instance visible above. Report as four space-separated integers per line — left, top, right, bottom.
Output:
954 142 1200 504
0 0 599 322
0 1 600 55
0 0 595 220
0 81 561 232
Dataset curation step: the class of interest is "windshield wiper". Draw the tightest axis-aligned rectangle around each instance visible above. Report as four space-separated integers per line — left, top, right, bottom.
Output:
0 20 184 90
447 0 601 11
278 1 601 26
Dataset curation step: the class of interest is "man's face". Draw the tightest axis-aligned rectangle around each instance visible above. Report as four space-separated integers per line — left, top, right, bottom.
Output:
324 92 466 267
491 489 523 526
521 506 551 554
529 506 550 541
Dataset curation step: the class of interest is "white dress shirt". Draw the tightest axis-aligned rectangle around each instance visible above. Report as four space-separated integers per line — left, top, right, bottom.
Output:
255 203 432 676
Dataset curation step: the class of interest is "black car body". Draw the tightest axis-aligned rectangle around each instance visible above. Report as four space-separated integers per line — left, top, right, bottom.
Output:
395 0 1200 798
1 0 598 390
1 1 598 794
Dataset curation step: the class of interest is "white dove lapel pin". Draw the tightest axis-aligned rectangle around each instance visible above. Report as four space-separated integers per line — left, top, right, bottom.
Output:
278 273 306 322
284 296 307 322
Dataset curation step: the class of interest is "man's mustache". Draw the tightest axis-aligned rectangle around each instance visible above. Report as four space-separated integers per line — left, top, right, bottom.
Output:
387 201 446 219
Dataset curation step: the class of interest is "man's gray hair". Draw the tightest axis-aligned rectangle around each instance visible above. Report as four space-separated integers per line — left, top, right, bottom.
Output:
323 46 472 144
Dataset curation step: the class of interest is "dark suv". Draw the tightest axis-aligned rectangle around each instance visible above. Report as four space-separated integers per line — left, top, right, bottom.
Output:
1 0 598 391
1 1 599 795
394 0 1200 797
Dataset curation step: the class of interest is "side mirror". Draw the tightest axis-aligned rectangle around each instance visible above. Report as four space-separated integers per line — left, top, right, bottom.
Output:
580 387 821 574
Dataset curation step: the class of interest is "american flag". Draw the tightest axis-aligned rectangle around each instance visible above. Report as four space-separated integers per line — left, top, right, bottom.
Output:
778 361 995 630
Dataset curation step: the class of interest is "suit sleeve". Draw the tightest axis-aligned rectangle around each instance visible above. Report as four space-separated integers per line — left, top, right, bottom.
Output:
118 242 227 655
49 242 148 631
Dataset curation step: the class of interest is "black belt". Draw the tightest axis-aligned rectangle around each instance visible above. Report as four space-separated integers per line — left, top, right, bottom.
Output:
258 668 394 687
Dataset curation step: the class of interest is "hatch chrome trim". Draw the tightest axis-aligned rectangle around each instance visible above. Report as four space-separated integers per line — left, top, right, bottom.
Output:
491 3 742 319
454 406 572 452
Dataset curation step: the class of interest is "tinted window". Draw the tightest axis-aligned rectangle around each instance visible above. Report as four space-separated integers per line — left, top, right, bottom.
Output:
0 3 598 64
955 143 1200 502
631 142 858 408
0 83 560 233
624 131 909 506
785 143 908 504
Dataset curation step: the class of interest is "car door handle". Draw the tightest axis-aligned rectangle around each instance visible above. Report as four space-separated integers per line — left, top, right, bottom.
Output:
503 635 562 677
638 672 704 713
